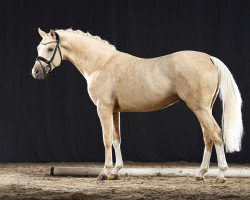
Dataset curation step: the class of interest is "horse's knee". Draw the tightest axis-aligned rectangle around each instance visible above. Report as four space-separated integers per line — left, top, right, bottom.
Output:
104 141 112 149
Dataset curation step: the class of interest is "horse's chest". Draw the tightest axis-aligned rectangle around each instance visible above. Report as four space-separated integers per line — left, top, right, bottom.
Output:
86 73 114 106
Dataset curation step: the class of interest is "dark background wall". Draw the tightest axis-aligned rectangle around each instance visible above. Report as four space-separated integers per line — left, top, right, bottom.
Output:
0 0 249 163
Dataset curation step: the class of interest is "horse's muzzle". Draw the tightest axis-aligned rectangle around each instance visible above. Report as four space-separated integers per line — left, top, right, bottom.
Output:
32 66 46 80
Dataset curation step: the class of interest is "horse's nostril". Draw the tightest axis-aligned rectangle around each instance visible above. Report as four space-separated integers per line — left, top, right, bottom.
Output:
35 69 39 75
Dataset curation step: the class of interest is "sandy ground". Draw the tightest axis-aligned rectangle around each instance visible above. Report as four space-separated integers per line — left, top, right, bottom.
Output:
0 163 249 200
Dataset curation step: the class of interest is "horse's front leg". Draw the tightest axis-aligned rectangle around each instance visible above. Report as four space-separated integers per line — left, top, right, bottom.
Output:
97 106 114 181
107 112 123 180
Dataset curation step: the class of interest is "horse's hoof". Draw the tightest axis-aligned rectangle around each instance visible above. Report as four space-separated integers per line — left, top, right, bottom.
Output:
194 176 204 181
97 174 108 181
215 178 226 183
107 173 118 180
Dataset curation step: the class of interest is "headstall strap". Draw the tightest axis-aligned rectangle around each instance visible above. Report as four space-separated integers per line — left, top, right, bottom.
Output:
36 31 62 75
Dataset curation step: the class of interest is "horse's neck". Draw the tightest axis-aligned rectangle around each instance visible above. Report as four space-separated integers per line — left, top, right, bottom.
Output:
60 32 117 80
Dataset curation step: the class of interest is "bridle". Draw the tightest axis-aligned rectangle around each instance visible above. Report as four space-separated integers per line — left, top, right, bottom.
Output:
36 32 62 75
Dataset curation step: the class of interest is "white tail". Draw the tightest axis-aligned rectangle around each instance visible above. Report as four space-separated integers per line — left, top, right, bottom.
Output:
211 56 243 153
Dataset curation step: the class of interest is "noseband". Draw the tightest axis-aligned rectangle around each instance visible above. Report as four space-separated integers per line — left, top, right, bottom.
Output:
36 32 62 75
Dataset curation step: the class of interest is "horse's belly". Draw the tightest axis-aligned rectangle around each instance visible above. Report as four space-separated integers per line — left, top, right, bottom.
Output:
118 96 179 112
116 86 180 112
117 92 179 112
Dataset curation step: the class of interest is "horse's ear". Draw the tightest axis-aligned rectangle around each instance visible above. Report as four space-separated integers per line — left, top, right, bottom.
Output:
38 27 46 38
49 29 56 39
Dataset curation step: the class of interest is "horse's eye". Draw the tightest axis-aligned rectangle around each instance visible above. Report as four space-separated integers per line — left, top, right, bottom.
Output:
48 48 53 52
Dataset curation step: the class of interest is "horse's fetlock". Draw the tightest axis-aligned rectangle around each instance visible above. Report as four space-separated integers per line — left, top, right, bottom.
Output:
115 163 123 169
104 164 113 170
219 165 228 172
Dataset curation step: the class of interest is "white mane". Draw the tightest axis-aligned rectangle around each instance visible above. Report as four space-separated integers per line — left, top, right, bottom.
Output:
56 28 116 49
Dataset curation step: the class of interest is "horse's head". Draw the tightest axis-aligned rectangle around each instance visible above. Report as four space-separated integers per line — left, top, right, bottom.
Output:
32 28 62 80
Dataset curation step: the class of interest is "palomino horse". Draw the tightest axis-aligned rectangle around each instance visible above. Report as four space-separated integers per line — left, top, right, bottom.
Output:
32 28 243 183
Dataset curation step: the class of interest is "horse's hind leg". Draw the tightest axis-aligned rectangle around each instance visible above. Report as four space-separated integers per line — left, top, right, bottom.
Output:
195 125 213 181
195 91 217 180
107 112 123 180
192 107 228 183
